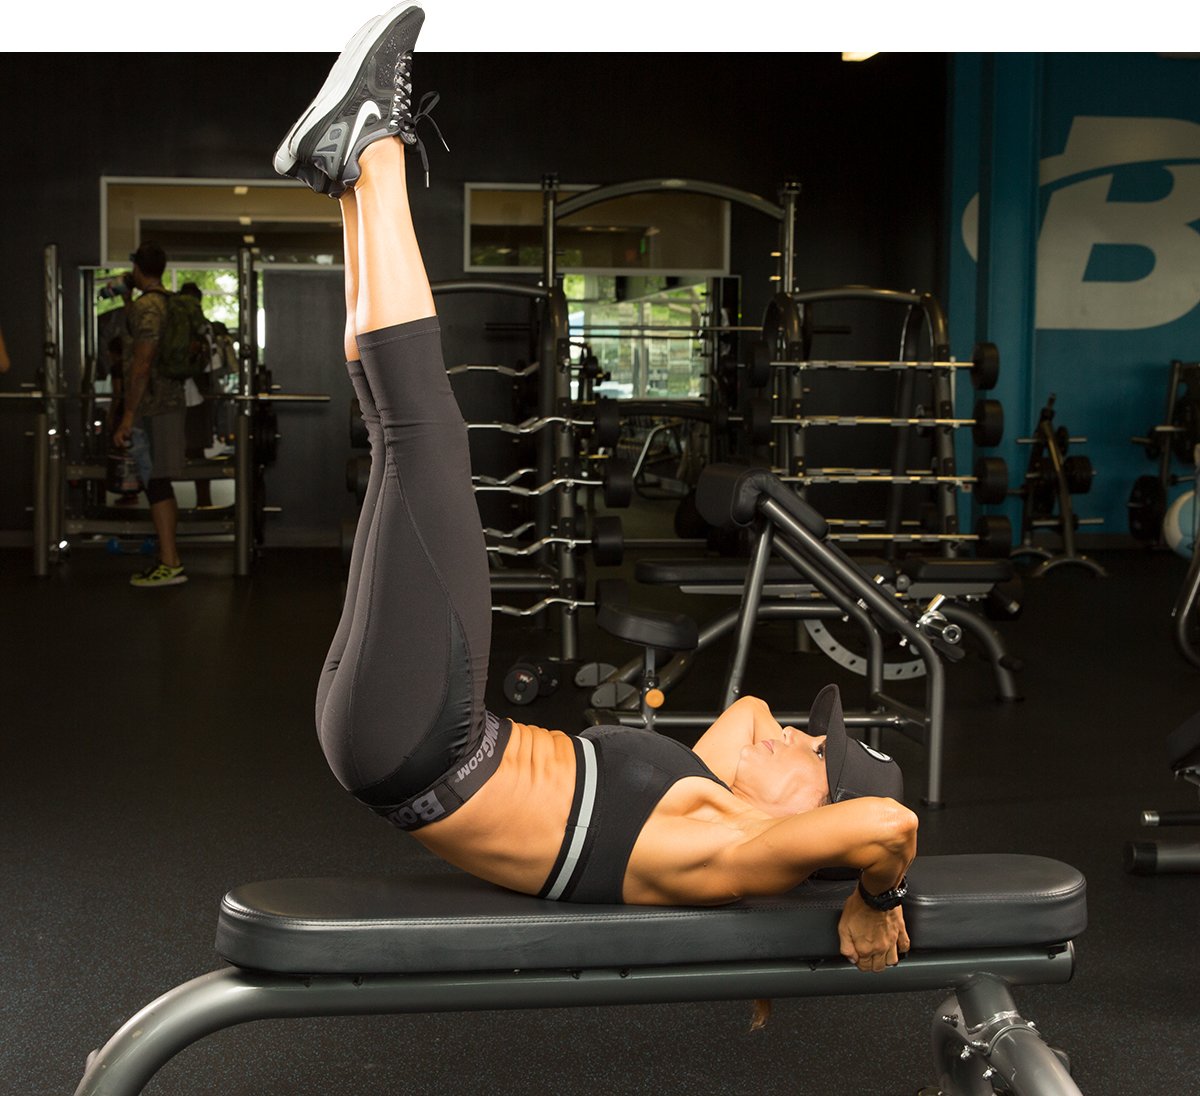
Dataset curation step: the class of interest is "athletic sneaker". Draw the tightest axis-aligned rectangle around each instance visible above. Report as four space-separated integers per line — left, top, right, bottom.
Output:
273 3 446 195
130 562 188 588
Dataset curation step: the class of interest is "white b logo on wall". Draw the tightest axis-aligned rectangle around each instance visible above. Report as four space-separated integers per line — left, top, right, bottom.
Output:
962 116 1200 331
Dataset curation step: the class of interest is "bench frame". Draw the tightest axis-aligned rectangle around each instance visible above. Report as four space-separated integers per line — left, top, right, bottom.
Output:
75 945 1080 1096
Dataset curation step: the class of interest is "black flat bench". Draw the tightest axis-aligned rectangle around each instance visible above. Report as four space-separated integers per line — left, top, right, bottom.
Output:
75 853 1086 1096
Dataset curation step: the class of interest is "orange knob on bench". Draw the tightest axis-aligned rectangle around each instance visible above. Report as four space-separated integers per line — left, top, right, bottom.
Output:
645 688 665 709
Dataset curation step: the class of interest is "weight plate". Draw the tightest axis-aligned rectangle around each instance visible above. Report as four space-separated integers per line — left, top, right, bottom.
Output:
974 513 1013 558
593 398 621 447
1171 398 1200 463
591 514 624 566
603 460 634 508
1128 474 1167 542
971 341 1000 390
973 456 1009 504
972 398 1004 448
1063 454 1094 495
748 340 771 389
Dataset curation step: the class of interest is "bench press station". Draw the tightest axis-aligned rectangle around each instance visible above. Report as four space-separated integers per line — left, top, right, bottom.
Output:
74 854 1086 1096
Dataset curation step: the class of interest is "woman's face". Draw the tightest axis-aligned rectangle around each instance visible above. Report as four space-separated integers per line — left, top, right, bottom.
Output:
730 726 830 816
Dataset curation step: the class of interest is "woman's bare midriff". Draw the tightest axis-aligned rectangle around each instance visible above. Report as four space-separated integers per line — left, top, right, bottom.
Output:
410 720 578 894
410 721 773 904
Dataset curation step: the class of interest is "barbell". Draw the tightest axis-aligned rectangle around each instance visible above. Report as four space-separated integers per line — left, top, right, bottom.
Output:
744 397 1004 447
487 514 625 567
782 455 1009 503
825 514 1013 557
473 460 634 509
468 398 622 447
747 340 1001 391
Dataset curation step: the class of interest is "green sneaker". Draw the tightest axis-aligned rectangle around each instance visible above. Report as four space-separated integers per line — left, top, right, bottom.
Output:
130 561 188 588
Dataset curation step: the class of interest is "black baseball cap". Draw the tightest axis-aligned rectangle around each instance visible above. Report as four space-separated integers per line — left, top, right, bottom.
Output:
129 242 167 277
808 684 904 803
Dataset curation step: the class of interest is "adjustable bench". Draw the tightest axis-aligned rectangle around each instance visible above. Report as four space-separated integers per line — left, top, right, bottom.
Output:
587 464 1014 806
601 554 1020 695
75 854 1086 1096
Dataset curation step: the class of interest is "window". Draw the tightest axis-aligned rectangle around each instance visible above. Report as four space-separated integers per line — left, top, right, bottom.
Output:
102 177 343 267
465 184 730 276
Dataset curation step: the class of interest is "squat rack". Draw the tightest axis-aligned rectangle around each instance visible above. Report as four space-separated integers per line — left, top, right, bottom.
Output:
536 176 797 656
21 245 330 577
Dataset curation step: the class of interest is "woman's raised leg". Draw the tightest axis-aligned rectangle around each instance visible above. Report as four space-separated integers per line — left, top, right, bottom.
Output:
281 4 498 829
318 136 495 819
315 190 386 731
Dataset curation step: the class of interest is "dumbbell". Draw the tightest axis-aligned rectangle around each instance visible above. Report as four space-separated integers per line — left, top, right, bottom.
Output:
486 514 625 566
502 657 562 706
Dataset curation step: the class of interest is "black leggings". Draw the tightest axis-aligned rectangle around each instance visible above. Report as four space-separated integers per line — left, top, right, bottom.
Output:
316 317 507 830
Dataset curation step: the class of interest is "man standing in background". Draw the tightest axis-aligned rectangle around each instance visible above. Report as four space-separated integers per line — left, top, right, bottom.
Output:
111 242 188 587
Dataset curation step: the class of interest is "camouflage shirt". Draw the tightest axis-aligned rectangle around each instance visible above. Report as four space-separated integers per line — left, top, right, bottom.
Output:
125 289 185 417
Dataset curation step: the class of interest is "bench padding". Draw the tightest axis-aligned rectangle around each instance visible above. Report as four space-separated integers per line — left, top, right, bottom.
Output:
635 557 894 586
215 854 1085 976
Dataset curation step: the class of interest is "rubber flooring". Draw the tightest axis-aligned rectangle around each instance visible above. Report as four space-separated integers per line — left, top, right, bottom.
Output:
2 535 1198 1096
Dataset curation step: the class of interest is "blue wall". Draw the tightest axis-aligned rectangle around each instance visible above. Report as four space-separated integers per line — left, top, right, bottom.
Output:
948 52 1200 538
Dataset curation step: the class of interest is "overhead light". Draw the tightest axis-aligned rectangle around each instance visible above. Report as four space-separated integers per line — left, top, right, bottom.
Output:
238 216 252 226
233 185 249 195
842 51 879 62
243 234 256 244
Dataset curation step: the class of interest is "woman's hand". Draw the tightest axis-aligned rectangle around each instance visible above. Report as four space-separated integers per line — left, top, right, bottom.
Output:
837 887 910 972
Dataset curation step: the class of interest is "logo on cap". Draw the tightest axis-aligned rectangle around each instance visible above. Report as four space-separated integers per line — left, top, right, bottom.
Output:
855 740 893 763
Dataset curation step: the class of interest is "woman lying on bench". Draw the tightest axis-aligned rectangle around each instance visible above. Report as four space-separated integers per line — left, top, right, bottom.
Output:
282 3 916 975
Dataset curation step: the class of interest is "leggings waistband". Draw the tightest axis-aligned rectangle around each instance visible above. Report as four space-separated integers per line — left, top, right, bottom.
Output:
373 713 511 831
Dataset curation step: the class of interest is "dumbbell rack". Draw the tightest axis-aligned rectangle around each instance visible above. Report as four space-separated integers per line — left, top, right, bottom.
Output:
756 286 1010 559
1129 360 1200 545
1010 395 1105 578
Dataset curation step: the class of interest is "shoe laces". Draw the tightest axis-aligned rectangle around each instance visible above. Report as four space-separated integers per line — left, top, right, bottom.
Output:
389 52 450 187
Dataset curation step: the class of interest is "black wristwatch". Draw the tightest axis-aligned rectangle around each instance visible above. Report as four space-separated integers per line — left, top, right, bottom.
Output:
857 874 908 911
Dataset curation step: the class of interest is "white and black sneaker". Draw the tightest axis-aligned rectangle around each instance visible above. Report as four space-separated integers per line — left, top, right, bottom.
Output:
274 4 445 195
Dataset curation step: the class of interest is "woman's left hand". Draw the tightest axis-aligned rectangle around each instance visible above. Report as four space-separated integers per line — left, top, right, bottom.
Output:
837 889 910 972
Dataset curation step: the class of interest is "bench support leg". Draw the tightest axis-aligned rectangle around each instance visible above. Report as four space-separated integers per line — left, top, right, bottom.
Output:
932 974 1081 1095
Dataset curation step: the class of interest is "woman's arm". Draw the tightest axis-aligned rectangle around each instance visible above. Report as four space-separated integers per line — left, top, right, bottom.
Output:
725 795 916 971
690 696 786 783
714 795 916 898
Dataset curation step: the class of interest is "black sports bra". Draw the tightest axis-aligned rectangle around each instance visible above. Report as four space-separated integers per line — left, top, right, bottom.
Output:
538 726 729 904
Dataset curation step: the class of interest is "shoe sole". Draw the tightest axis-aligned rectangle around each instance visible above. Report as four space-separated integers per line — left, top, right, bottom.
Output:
273 3 422 177
131 575 189 587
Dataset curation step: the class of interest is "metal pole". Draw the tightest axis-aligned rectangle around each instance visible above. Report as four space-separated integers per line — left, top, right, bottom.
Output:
234 247 256 576
44 243 65 559
32 409 50 576
777 188 800 491
537 175 558 559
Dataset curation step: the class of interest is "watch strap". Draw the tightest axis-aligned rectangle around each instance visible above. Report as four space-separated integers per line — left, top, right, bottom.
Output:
857 873 907 911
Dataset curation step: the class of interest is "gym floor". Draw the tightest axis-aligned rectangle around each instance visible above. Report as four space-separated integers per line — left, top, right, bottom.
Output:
3 526 1197 1095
